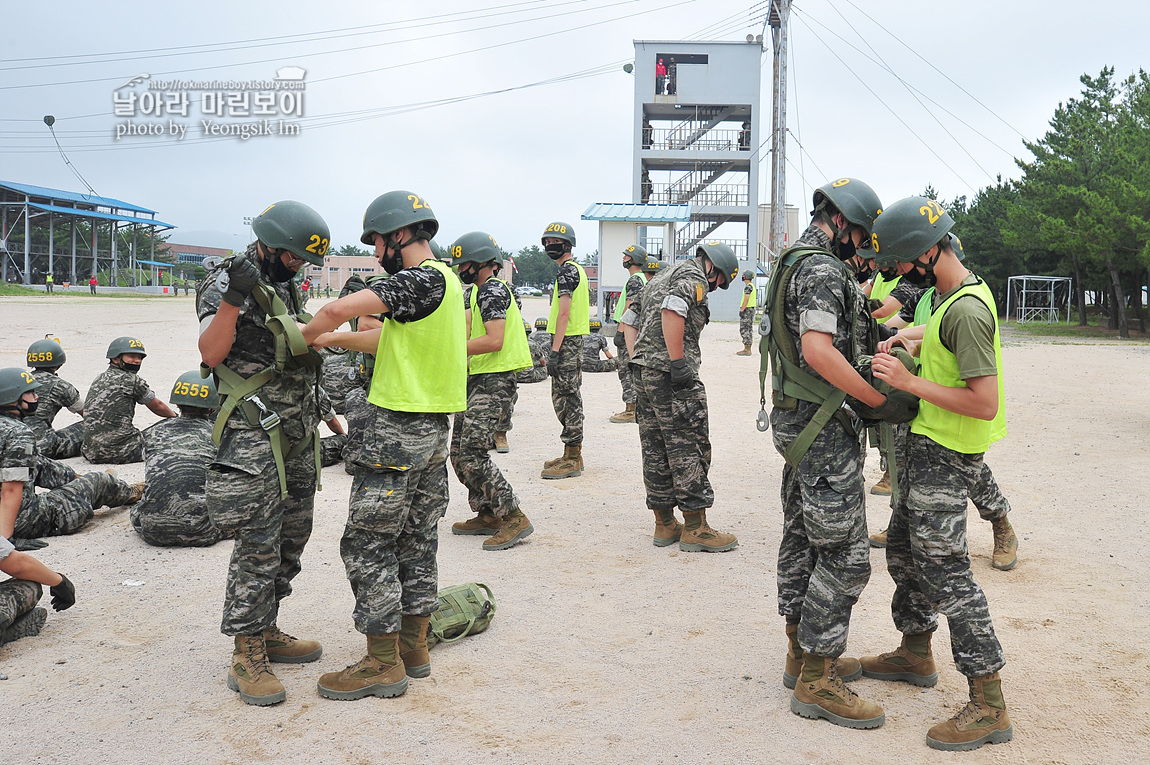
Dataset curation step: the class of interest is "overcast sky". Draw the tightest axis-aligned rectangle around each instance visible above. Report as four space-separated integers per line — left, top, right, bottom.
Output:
2 0 1147 256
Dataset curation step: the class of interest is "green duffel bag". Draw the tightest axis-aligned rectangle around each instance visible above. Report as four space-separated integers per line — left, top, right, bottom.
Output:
427 582 496 648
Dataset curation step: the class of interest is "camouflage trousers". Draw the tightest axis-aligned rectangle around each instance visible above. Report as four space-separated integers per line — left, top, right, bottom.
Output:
14 470 137 539
634 366 713 512
0 579 43 631
320 433 348 468
131 496 223 548
550 340 584 445
37 422 84 460
614 335 635 405
342 385 370 474
739 307 755 345
496 385 517 433
884 424 1010 524
515 364 547 385
82 427 145 464
774 416 871 658
886 432 1005 677
344 406 449 635
322 359 362 415
451 373 520 519
36 455 78 489
583 356 618 373
206 428 316 637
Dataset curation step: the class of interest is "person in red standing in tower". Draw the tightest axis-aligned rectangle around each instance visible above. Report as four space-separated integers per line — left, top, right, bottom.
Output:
655 58 666 95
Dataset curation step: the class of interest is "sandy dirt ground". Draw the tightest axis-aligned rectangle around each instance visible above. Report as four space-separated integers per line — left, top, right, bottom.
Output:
1 293 1148 765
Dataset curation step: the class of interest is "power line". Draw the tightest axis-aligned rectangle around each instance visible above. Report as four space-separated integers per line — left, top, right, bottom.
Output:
840 0 1026 139
791 10 977 193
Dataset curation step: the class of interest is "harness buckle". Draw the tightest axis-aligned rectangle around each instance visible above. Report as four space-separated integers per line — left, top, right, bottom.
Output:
248 395 281 431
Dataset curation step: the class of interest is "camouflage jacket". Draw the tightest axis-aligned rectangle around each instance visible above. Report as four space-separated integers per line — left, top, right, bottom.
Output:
137 416 215 520
82 367 155 458
0 414 40 517
632 258 710 374
26 370 82 444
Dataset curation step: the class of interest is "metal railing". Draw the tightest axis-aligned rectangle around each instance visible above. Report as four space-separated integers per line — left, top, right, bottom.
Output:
643 127 752 152
646 182 748 206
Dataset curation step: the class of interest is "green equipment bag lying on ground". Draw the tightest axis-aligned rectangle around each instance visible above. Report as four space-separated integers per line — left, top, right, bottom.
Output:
426 582 497 648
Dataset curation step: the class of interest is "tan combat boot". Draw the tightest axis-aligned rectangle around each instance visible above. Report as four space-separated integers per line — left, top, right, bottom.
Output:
736 343 752 356
398 615 431 678
870 470 891 496
783 623 862 689
991 517 1018 571
482 510 534 551
451 512 501 536
541 444 583 479
651 508 683 547
860 631 938 686
317 633 408 701
609 402 636 423
263 625 322 663
926 672 1013 751
790 653 885 729
868 528 888 548
126 481 145 504
493 431 509 454
227 634 286 706
678 511 738 552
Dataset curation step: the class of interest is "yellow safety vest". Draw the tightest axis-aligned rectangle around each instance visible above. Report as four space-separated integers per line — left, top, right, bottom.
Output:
870 272 901 324
368 259 467 413
911 279 1006 454
548 261 590 336
468 278 533 375
612 272 647 322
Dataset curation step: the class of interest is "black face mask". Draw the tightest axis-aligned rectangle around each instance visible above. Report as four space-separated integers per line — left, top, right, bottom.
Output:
458 266 478 285
855 264 874 283
544 243 567 260
260 250 296 283
833 234 857 262
903 266 933 287
120 362 142 374
879 267 899 281
19 399 38 416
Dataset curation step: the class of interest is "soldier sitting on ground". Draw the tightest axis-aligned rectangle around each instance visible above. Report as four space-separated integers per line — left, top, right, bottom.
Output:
131 372 226 548
0 534 76 648
25 336 86 459
581 320 618 372
82 337 177 464
0 368 144 546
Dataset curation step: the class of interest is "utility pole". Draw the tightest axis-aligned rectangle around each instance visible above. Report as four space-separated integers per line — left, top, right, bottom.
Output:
767 0 791 264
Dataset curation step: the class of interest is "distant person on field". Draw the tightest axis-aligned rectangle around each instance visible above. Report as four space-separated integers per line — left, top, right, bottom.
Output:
82 337 177 464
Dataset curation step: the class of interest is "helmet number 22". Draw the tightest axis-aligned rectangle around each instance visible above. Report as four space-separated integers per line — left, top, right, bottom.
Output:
919 200 943 225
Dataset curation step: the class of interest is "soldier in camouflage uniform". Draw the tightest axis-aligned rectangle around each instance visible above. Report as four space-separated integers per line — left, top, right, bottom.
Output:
82 337 177 464
0 532 76 648
769 178 887 730
541 222 589 479
448 232 534 551
316 386 348 468
0 369 142 546
517 321 549 384
197 201 330 706
320 347 362 416
611 249 660 423
629 241 740 554
24 337 85 459
581 320 617 372
304 190 466 701
737 269 757 355
131 371 224 548
864 197 1013 752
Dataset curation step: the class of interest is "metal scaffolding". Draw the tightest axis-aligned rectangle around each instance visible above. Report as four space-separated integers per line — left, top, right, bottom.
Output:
1006 275 1073 324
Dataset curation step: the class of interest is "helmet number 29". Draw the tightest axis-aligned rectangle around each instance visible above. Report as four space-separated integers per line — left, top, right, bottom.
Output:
919 200 943 225
305 235 330 257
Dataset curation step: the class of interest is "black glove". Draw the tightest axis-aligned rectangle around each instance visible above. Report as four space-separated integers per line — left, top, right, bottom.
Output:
10 537 48 551
50 573 76 611
221 256 261 307
669 358 693 388
545 346 560 373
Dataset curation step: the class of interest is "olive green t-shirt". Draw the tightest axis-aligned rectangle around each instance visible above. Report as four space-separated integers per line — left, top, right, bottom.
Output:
932 273 998 380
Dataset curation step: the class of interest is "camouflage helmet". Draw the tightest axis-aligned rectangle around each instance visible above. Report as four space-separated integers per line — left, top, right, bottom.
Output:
742 269 755 280
696 241 739 289
251 200 330 266
360 190 439 246
535 317 549 331
107 336 147 359
523 319 532 336
812 178 884 235
622 244 647 267
450 232 503 266
0 368 40 407
540 222 576 247
169 370 219 409
870 196 955 263
951 234 967 262
589 319 602 331
27 336 66 369
643 255 663 275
